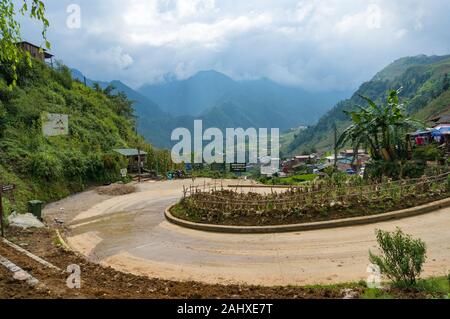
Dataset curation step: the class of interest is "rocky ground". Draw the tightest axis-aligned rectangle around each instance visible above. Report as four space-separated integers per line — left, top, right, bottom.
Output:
0 227 357 299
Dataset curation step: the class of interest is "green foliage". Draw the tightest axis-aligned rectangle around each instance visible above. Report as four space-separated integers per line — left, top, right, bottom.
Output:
443 73 449 92
338 89 422 162
0 59 169 212
287 55 450 155
366 160 426 180
0 0 49 87
369 228 427 287
412 144 445 162
51 63 73 90
414 276 450 296
361 288 393 299
260 174 318 185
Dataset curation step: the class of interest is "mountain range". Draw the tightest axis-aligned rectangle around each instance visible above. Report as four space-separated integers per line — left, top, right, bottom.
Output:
284 54 450 156
72 69 350 148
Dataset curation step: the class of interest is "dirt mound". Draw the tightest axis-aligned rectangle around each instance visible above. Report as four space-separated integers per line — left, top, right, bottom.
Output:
96 184 136 196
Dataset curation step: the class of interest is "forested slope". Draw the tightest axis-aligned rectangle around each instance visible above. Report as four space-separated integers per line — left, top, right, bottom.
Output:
0 59 172 215
285 54 450 156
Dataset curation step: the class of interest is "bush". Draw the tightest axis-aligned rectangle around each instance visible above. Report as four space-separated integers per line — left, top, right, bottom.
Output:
51 63 73 90
366 160 426 180
369 228 427 287
412 144 444 162
28 151 64 181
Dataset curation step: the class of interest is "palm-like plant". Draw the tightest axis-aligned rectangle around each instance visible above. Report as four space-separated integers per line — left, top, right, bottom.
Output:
338 89 422 161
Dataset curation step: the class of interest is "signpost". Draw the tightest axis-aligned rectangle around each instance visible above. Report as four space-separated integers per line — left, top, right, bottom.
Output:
230 163 247 173
43 113 69 137
0 184 16 237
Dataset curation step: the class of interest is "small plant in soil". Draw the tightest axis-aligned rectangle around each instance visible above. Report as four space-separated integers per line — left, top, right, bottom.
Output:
369 228 427 288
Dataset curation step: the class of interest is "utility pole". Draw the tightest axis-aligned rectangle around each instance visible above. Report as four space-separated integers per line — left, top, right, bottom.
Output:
137 148 142 183
155 151 159 177
334 123 338 169
135 125 141 183
0 188 4 238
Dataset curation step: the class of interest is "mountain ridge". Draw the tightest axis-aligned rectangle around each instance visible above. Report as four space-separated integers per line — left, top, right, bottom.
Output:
73 69 350 148
284 54 450 156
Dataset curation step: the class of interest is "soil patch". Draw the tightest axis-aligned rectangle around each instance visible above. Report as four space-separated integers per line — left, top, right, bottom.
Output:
1 227 446 299
171 193 450 226
96 184 136 196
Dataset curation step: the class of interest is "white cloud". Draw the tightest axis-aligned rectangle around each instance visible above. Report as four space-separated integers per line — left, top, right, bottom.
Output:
125 13 272 49
31 0 450 90
176 0 216 18
335 4 383 34
89 47 134 70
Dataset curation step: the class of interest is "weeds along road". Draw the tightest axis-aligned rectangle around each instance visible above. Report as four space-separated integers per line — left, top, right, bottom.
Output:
43 179 450 287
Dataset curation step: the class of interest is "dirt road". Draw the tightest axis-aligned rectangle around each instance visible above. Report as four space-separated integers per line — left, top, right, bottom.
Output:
44 179 450 287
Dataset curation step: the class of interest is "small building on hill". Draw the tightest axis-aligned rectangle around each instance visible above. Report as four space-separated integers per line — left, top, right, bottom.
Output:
17 41 54 64
113 149 148 173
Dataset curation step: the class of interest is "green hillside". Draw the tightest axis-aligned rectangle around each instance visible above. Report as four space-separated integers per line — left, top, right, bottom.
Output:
0 59 173 216
286 54 450 155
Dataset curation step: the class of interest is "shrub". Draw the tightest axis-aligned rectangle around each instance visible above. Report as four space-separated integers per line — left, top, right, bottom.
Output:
369 228 427 287
51 64 73 90
366 160 425 180
28 151 64 181
412 144 444 162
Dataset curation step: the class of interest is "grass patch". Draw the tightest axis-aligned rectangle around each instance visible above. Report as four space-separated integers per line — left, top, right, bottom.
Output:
260 174 318 185
361 288 393 299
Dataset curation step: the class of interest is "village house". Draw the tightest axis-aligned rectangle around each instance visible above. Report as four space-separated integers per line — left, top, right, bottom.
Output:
408 107 450 154
282 154 318 174
113 149 148 173
17 41 54 65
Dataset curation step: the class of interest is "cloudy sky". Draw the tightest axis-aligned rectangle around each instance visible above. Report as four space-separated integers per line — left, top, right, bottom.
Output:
19 0 450 91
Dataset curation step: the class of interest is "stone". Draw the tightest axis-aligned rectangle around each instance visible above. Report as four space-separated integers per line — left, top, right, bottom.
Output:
13 271 30 281
341 288 358 299
8 212 45 229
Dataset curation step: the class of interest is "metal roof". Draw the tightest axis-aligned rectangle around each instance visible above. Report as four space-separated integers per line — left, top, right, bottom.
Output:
113 149 148 157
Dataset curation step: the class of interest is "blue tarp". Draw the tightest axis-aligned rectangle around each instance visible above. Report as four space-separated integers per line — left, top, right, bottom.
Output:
431 126 450 136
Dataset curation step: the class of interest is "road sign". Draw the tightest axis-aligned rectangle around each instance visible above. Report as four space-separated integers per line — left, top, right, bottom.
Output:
43 113 69 137
230 163 247 173
1 184 15 193
120 168 128 178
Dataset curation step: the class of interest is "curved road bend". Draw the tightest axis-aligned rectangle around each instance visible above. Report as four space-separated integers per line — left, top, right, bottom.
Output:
45 179 450 286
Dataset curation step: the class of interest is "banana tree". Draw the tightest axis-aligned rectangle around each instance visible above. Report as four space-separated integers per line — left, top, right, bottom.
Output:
338 89 422 161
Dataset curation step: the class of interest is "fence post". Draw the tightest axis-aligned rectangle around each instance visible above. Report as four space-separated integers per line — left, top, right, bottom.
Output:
0 189 4 238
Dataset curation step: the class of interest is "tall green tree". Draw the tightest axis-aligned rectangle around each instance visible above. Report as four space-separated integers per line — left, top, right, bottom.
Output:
0 0 49 87
443 73 449 92
338 89 422 161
